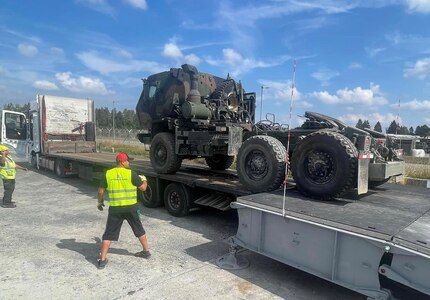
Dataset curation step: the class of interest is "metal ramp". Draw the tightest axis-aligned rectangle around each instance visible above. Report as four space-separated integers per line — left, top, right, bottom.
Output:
194 193 232 211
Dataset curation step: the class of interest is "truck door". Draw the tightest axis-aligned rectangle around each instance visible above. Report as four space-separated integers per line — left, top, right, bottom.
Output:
0 110 27 157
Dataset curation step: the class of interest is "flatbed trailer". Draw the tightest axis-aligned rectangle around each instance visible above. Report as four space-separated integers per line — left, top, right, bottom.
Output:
37 152 251 216
220 184 430 299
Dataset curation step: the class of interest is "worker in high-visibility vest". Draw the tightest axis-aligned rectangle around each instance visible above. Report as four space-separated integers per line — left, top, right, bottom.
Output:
0 144 28 208
97 152 150 269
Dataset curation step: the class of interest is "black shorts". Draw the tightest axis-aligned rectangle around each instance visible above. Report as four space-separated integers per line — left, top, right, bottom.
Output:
102 206 145 241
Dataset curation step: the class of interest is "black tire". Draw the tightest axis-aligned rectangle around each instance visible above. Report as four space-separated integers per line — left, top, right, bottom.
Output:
55 159 66 177
164 183 193 217
291 131 358 200
150 133 182 174
31 154 38 169
205 155 234 170
237 135 286 193
369 177 391 189
138 177 163 208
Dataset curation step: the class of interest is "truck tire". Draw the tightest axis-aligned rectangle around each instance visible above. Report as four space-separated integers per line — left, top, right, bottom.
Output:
138 177 163 208
164 183 193 217
291 131 358 200
150 133 182 174
237 135 286 193
211 80 235 100
205 155 234 170
55 159 66 177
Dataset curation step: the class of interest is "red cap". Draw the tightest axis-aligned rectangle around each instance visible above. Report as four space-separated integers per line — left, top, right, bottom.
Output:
116 152 129 162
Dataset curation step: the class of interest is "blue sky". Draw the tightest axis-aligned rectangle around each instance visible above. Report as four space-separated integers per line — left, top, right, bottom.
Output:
1 0 430 130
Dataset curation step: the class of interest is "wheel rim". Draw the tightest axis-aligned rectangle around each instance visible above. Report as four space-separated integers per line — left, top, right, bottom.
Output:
154 143 167 166
305 150 335 184
244 150 268 181
168 191 180 210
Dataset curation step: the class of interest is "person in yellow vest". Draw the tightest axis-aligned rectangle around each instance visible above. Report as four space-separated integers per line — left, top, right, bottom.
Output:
96 152 150 269
0 145 28 208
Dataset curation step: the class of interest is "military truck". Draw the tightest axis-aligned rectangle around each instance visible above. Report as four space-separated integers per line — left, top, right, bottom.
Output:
136 64 404 200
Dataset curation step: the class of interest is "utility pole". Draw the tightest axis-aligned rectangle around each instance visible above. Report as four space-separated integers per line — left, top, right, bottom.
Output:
112 100 116 141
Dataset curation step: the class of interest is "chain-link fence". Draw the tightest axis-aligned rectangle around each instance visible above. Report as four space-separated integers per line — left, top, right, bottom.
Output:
96 128 142 144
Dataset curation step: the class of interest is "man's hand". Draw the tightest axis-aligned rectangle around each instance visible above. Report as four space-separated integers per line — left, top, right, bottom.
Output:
139 175 147 182
97 202 105 211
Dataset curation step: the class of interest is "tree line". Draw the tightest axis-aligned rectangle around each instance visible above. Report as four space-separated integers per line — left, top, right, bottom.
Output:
355 118 430 138
1 103 140 129
2 103 429 136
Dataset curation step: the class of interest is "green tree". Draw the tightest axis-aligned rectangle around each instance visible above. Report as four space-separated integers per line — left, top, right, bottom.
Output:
362 120 370 129
2 103 30 116
356 119 363 129
409 126 414 135
387 120 398 134
416 125 430 138
96 107 111 127
399 126 409 134
374 121 382 132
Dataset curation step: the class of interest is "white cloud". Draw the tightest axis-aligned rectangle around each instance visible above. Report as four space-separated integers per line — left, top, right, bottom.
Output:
405 0 430 13
77 51 165 74
184 54 201 66
33 80 59 90
124 0 147 10
425 117 430 123
348 62 363 69
403 57 430 79
259 79 302 102
163 42 183 59
17 43 38 57
207 48 290 76
365 47 385 57
311 68 340 86
338 112 399 128
162 41 201 66
311 83 388 106
395 99 430 110
55 72 112 95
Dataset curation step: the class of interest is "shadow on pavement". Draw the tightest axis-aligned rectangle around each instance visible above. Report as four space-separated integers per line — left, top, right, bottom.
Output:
56 237 134 267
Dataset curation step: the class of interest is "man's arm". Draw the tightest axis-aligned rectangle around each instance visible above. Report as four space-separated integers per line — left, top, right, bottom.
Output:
15 163 28 171
97 187 106 203
0 152 6 164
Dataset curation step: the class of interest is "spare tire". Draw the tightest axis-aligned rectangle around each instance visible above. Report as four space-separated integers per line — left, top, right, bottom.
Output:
237 135 286 193
291 131 358 200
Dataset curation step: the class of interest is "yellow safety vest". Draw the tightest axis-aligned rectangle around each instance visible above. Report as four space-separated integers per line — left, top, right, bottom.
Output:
106 168 137 207
0 156 16 179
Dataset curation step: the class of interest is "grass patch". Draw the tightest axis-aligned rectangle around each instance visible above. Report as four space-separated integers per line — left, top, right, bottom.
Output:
96 140 149 158
405 163 430 180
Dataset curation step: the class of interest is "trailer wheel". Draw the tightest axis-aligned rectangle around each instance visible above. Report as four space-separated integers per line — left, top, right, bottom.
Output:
237 135 286 193
164 183 193 217
291 131 358 200
205 155 235 170
150 133 182 174
138 177 163 208
54 159 66 177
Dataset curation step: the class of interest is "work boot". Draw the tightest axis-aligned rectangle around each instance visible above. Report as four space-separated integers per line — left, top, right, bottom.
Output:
1 203 16 208
135 250 151 259
97 259 108 269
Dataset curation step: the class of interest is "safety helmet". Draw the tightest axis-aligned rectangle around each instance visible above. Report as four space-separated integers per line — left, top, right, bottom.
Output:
0 144 9 151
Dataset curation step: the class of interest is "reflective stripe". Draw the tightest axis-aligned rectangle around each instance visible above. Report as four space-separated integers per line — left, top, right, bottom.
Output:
0 157 16 179
105 167 137 207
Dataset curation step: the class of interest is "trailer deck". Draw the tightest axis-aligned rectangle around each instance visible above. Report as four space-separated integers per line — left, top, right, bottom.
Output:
46 152 250 196
225 184 430 299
